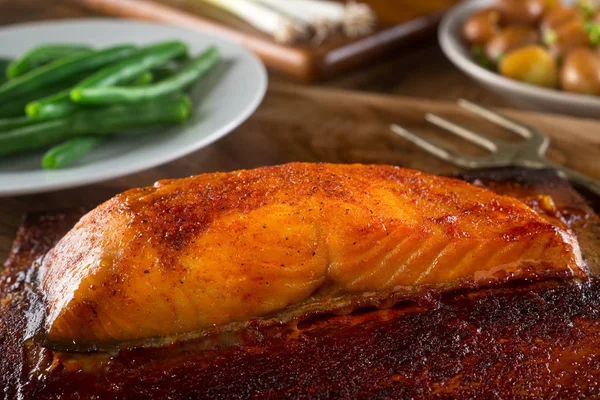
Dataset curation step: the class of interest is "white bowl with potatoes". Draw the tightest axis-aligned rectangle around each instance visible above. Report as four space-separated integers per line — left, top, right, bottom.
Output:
439 0 600 118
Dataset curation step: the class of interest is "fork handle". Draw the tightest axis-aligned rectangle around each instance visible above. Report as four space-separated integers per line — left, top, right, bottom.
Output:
545 161 600 198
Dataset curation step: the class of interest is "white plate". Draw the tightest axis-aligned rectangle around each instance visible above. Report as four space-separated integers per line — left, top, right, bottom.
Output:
439 0 600 118
0 19 267 196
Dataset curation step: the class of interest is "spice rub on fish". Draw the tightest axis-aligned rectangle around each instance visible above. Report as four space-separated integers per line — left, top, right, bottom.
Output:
39 163 585 350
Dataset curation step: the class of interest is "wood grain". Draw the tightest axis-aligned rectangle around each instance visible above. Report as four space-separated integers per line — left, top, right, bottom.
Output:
0 83 598 261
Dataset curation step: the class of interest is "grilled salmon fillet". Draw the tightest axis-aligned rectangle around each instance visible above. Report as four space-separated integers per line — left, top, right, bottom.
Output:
39 163 585 349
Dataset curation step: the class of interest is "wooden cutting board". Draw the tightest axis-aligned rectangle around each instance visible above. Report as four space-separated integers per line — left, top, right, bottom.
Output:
1 83 599 260
66 0 461 81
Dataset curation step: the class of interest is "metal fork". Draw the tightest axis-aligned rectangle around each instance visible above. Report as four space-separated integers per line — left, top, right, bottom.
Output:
390 99 600 197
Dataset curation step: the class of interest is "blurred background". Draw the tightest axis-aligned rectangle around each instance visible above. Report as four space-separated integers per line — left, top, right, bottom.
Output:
0 0 500 104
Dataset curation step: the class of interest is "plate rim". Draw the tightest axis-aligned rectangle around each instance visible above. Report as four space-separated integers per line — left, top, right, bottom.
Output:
0 18 268 197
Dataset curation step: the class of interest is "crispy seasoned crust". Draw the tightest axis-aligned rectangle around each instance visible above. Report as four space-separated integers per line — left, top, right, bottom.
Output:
1 167 599 399
38 164 584 349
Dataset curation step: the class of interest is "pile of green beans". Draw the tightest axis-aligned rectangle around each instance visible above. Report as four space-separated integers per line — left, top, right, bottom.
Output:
0 41 221 169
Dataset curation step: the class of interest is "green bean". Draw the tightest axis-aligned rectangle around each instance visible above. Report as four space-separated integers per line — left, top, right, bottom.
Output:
0 95 192 155
0 45 137 102
0 101 29 118
76 41 187 88
7 44 92 78
71 46 220 105
0 116 38 132
28 41 188 120
0 70 97 118
21 71 153 120
42 136 104 169
152 62 180 81
131 72 154 86
0 58 11 85
24 71 156 120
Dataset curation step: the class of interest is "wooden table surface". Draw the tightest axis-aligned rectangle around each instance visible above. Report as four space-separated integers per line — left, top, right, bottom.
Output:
1 0 597 263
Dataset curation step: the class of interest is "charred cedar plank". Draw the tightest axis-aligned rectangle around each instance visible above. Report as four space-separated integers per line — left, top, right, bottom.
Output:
1 168 599 399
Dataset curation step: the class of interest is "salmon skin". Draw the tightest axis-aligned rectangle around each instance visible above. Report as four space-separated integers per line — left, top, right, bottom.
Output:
38 163 585 351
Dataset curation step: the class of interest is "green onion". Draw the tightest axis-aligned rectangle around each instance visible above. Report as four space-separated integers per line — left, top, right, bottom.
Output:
578 0 597 19
471 46 495 70
200 0 310 44
255 0 376 39
543 29 558 46
586 22 600 46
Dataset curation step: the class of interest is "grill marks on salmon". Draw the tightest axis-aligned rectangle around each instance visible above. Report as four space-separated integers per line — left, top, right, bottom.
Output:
38 163 585 350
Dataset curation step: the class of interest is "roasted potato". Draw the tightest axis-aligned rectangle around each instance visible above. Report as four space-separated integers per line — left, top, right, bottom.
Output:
560 48 600 95
493 0 547 25
499 45 559 87
540 5 582 32
485 26 540 61
547 18 591 58
463 8 503 45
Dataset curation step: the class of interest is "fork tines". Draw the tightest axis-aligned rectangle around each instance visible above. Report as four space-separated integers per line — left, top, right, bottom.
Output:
390 99 549 169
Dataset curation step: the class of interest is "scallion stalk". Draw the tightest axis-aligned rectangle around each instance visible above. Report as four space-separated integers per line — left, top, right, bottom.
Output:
254 0 377 39
253 0 340 43
200 0 310 44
